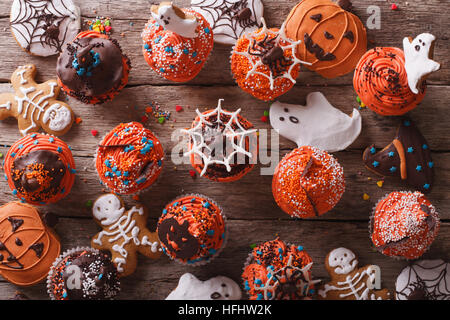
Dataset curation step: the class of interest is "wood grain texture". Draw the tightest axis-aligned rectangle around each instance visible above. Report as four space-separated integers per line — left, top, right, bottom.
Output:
0 0 448 300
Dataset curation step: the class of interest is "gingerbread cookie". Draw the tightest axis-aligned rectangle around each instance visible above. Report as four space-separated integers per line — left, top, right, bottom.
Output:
363 118 434 193
91 193 162 277
318 248 391 300
0 64 74 137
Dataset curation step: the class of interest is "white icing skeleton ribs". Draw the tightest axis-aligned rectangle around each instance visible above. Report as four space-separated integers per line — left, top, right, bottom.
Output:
91 194 161 275
151 2 198 38
0 64 74 136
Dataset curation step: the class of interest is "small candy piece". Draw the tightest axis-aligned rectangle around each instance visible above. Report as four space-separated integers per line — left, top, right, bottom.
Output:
363 193 370 201
91 130 98 137
261 116 268 122
175 105 183 112
377 181 384 188
263 110 269 117
391 4 398 10
189 170 196 178
158 117 165 124
85 200 93 208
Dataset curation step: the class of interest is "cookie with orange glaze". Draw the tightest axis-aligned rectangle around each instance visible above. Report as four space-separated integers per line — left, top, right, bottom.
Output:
242 238 319 300
370 191 440 260
56 31 131 104
272 146 345 219
231 18 307 101
157 194 226 266
95 122 164 195
4 133 76 205
142 3 214 82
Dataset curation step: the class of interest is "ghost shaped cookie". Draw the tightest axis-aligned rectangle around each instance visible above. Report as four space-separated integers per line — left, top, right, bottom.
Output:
151 2 199 38
363 118 434 193
270 92 361 152
166 273 242 300
0 64 74 136
91 194 162 277
318 248 391 300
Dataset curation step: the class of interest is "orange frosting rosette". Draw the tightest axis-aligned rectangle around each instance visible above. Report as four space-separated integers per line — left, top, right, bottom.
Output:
272 146 345 219
370 191 440 260
4 133 76 205
157 194 226 265
142 9 214 83
95 122 164 195
353 47 426 116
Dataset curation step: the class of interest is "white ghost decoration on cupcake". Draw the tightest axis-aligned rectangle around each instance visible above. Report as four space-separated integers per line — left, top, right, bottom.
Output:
270 92 362 153
151 2 198 38
166 273 242 300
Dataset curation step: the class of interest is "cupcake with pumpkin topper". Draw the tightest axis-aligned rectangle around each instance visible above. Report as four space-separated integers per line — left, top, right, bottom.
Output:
142 2 214 82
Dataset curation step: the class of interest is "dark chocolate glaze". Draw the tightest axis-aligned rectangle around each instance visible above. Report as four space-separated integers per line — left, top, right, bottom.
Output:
158 218 200 260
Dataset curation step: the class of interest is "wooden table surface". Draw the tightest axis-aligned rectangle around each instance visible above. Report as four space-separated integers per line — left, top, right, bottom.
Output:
0 0 449 300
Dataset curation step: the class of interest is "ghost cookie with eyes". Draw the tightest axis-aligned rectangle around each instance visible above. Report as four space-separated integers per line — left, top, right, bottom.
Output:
270 92 361 152
91 193 162 277
318 248 391 300
166 273 242 300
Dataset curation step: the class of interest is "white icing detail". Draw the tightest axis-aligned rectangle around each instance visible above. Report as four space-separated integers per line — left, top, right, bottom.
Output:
16 67 28 84
65 265 82 290
42 103 72 132
270 92 362 153
0 102 12 110
114 257 126 273
328 247 358 275
166 273 242 300
141 236 160 253
182 99 257 176
151 3 198 38
403 33 441 94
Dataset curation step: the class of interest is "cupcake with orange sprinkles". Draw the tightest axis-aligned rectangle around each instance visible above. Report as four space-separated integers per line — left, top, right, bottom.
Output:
370 191 440 260
95 122 164 195
157 194 226 266
242 238 320 300
231 18 310 101
142 2 214 82
3 133 76 205
272 146 345 219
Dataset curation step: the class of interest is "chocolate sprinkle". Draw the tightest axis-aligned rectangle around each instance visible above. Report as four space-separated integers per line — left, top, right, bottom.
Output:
310 14 322 22
7 217 24 233
324 31 334 40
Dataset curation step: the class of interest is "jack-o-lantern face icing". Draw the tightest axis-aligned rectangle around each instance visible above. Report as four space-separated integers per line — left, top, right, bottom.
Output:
158 218 200 260
284 0 367 78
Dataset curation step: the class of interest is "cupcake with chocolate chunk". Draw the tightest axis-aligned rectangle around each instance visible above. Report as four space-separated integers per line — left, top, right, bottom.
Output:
56 31 131 104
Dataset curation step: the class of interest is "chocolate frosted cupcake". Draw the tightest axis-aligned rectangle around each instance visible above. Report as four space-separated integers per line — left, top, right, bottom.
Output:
47 247 120 300
57 31 131 104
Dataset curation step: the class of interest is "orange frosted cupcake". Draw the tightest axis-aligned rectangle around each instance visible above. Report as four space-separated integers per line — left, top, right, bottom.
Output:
56 31 131 104
95 122 164 195
272 146 345 218
370 191 440 260
183 99 258 182
4 133 76 205
157 194 226 266
242 238 319 300
231 19 306 101
142 3 214 82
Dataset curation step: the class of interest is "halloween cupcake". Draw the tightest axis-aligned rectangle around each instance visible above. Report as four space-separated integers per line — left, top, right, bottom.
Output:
3 133 76 205
242 238 319 300
284 0 367 79
46 247 120 300
231 18 307 101
272 146 345 219
353 33 440 116
370 191 440 260
183 99 258 182
56 31 131 104
0 202 61 286
157 194 226 266
95 122 164 195
142 2 214 82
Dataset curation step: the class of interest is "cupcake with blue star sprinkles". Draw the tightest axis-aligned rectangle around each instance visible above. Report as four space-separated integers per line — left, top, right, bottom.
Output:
241 238 320 300
3 133 76 205
95 122 164 195
157 194 226 266
142 2 214 82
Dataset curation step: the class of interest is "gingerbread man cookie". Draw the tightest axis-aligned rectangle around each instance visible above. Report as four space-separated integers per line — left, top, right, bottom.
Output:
0 64 74 136
318 248 391 300
91 193 162 277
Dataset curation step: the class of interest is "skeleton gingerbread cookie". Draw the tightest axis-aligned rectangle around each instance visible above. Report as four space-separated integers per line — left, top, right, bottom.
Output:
0 64 74 137
91 194 162 277
318 248 391 300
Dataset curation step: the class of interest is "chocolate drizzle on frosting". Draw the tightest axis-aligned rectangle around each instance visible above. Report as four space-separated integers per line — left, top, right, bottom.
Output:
29 243 44 258
310 14 322 22
304 33 336 61
7 217 24 232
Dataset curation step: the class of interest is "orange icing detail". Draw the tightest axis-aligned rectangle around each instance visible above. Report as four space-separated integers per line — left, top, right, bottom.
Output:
4 133 75 205
353 47 426 116
392 138 407 180
272 146 345 218
0 202 60 286
95 122 164 195
284 0 367 79
142 9 214 82
371 191 440 260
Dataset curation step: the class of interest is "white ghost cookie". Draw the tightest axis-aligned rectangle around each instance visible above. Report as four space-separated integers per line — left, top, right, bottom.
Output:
270 92 361 153
151 2 198 38
166 273 242 300
403 33 441 94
